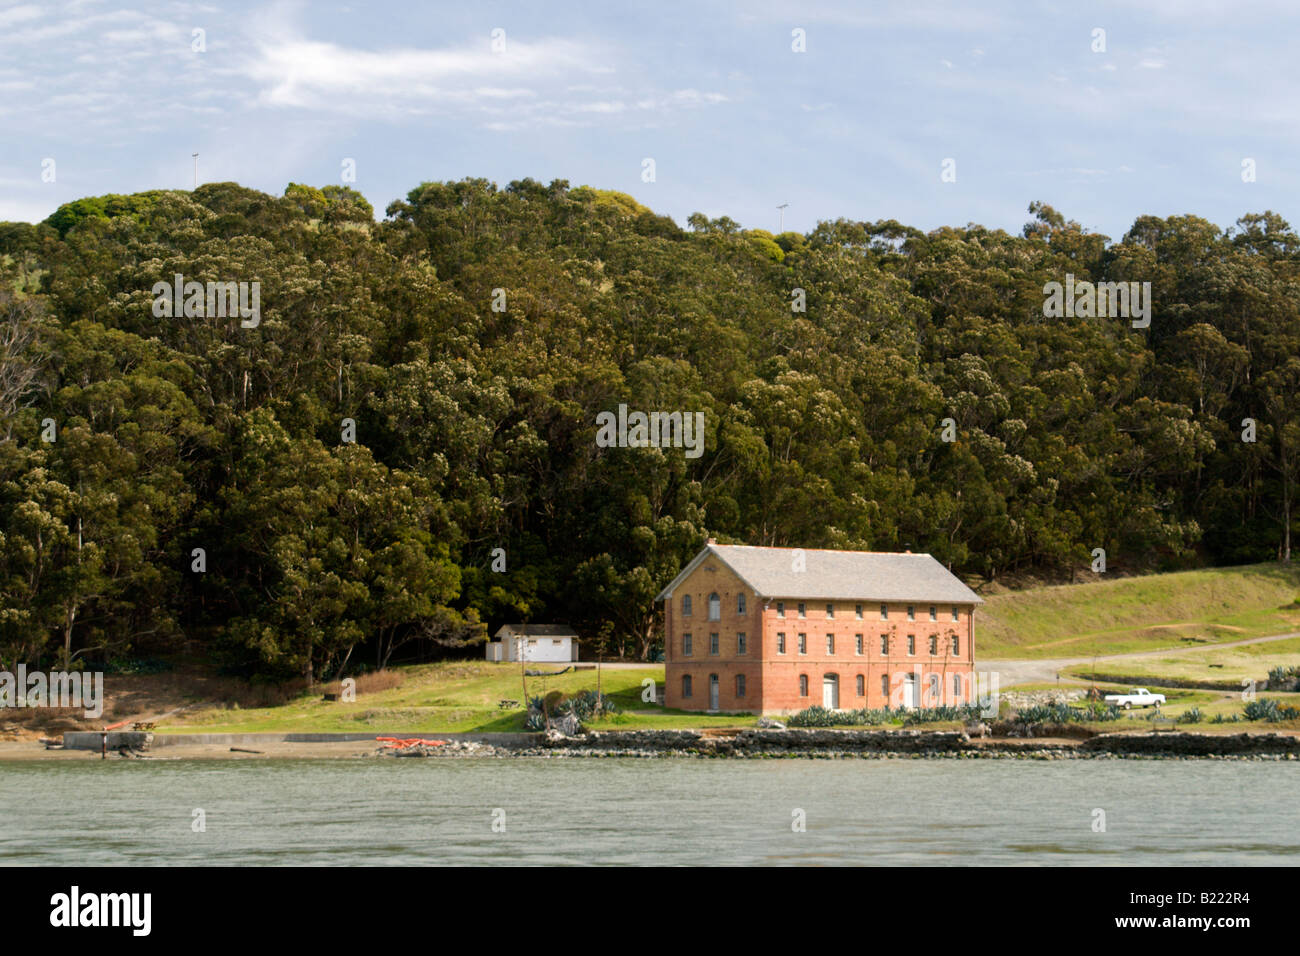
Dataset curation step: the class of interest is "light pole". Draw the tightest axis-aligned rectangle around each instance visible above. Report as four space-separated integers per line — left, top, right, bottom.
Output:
192 153 198 189
776 202 789 232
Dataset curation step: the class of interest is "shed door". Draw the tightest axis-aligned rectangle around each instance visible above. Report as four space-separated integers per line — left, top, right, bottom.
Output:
823 674 839 709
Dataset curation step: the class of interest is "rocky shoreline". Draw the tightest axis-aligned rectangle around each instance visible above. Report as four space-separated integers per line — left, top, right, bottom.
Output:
376 728 1300 761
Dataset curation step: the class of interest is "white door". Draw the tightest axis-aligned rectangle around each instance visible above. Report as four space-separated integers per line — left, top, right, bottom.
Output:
902 673 918 708
823 674 839 709
709 675 719 710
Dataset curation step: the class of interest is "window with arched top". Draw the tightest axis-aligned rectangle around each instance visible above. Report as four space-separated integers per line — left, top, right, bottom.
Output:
799 674 809 697
953 674 962 698
682 674 693 698
682 594 692 616
708 593 721 621
735 674 746 697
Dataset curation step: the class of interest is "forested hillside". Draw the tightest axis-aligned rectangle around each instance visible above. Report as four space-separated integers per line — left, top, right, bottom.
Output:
1 179 1297 677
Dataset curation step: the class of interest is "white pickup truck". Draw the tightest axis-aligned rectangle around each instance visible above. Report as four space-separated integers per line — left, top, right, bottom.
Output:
1103 687 1166 709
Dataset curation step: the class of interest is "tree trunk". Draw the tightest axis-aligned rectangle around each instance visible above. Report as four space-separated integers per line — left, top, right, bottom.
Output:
62 603 78 670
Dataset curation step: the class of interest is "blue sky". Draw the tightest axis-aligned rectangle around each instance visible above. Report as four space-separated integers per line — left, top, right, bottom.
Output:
2 0 1297 241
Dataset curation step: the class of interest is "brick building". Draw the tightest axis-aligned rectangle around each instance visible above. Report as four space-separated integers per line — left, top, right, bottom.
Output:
656 541 983 714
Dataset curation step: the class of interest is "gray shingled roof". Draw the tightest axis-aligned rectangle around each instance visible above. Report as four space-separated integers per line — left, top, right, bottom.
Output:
656 544 983 605
494 624 579 639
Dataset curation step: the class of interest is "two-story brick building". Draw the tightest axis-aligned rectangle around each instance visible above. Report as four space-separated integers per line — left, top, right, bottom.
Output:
656 541 984 714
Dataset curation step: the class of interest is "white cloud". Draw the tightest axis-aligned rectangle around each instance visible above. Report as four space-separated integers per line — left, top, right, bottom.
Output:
0 4 43 29
240 34 597 111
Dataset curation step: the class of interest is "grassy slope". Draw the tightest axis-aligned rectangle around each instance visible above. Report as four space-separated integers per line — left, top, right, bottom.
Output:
977 562 1300 660
157 662 754 734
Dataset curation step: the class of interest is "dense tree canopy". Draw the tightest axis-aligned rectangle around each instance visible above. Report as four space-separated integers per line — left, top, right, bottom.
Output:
1 179 1297 673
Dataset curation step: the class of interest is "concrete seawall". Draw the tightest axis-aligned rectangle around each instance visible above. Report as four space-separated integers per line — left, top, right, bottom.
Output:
61 728 1300 758
540 728 1300 757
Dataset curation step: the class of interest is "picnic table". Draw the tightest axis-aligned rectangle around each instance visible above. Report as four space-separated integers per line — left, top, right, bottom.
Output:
498 699 519 710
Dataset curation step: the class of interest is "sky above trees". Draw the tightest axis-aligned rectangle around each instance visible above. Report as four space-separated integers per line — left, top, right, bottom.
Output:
2 0 1298 239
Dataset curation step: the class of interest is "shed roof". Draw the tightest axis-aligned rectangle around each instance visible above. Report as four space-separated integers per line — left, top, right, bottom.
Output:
494 624 579 639
655 544 983 605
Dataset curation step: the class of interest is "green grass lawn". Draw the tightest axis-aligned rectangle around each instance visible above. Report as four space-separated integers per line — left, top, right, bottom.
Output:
156 661 757 734
978 563 1300 660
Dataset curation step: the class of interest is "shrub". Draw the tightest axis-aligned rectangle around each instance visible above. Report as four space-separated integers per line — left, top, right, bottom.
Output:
1015 702 1121 724
523 690 619 731
902 704 986 725
788 705 898 727
1267 666 1300 692
1243 698 1300 722
1210 712 1242 724
787 706 841 727
1178 707 1202 723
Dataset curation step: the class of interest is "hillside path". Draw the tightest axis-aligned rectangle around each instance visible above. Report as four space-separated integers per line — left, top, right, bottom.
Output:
985 631 1300 686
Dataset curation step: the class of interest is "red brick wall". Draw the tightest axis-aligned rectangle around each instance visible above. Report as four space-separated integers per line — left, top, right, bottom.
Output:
757 599 975 713
664 560 760 711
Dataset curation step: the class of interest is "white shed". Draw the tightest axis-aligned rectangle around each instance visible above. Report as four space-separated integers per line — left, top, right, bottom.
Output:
486 625 580 663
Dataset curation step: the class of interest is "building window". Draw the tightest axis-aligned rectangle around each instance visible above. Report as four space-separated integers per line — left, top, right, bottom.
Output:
881 673 890 698
929 635 938 655
954 673 963 698
708 593 721 621
952 607 959 622
826 634 835 654
880 604 889 620
929 606 937 621
682 594 692 616
856 674 865 696
736 674 746 698
683 633 693 656
798 633 807 655
907 635 915 656
952 635 960 655
855 603 863 620
682 675 692 698
777 632 786 654
737 593 746 614
855 634 863 655
777 601 785 618
737 632 747 655
799 675 809 697
826 603 835 619
928 673 940 701
709 633 719 655
907 605 915 621
879 635 889 655
797 602 806 618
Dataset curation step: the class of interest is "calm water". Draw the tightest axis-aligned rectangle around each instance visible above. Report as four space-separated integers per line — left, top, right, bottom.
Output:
1 758 1296 865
